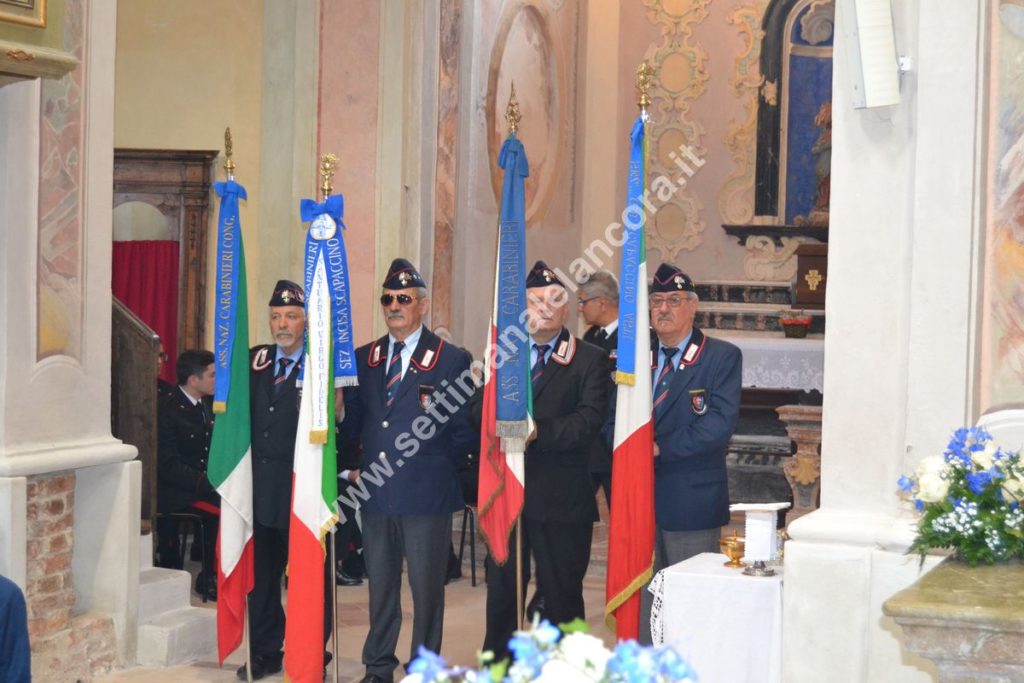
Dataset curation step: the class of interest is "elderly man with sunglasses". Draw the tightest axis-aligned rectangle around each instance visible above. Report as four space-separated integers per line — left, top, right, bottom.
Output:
340 258 477 683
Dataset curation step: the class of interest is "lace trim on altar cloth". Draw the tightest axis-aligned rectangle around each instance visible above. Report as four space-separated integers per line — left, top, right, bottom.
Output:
649 569 666 645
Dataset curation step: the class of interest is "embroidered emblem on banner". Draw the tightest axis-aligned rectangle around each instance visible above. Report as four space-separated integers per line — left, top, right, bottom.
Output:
309 213 337 241
689 389 708 415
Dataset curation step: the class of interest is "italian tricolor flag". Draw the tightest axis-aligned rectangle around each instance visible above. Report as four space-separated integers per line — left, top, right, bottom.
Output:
283 254 339 682
605 114 656 640
208 180 254 665
477 274 527 565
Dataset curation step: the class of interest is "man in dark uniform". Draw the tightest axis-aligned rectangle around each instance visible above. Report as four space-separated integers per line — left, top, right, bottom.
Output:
341 259 477 683
578 269 620 507
638 262 742 643
482 261 612 659
240 280 333 680
155 349 218 600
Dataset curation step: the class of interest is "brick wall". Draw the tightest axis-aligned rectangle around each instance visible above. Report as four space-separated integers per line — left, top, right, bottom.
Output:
25 472 117 682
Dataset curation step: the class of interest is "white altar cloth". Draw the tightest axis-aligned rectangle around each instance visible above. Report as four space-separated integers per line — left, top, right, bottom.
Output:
650 552 783 683
708 331 824 392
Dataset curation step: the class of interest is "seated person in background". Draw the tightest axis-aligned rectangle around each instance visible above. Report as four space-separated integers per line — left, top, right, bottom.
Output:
0 576 30 683
156 349 219 601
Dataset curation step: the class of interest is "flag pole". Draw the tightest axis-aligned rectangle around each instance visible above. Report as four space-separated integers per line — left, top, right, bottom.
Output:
224 127 254 683
320 153 342 683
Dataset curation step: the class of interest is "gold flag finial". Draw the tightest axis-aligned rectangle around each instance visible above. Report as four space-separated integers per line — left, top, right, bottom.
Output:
505 82 521 136
320 153 338 198
636 63 654 114
224 127 235 180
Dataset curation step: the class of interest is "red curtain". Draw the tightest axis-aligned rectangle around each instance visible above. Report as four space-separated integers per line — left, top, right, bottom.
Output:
112 241 180 385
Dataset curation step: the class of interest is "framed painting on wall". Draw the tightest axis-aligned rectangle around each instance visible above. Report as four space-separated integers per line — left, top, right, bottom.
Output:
0 0 45 28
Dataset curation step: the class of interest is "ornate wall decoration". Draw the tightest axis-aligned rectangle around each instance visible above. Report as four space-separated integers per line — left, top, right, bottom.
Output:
485 0 569 225
719 0 770 227
37 0 84 361
742 234 813 281
641 0 710 258
800 0 835 45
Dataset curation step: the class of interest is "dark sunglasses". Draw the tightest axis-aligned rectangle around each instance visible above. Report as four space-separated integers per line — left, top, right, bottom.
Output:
380 293 416 306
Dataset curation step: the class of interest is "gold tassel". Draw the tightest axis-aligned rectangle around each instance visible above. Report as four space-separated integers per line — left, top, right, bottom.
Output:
615 370 637 386
309 429 328 445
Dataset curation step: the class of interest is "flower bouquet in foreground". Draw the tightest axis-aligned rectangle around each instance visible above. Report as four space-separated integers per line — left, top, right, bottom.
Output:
401 618 696 683
898 427 1024 566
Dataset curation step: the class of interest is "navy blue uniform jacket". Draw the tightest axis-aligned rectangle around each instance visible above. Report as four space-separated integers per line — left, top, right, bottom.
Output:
651 327 742 531
341 326 477 516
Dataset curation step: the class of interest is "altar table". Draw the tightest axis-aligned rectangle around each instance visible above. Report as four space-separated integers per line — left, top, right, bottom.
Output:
708 331 824 392
650 552 783 683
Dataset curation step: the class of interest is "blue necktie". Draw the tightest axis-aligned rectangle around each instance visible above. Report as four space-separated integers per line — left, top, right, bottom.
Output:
653 347 679 416
385 341 405 407
531 344 551 387
273 358 292 398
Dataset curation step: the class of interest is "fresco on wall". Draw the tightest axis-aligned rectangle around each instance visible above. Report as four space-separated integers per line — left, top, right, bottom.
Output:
37 0 84 361
486 2 564 224
783 1 832 226
983 1 1024 409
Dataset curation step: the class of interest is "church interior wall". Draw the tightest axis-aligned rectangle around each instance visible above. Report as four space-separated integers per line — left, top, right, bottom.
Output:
318 0 384 347
114 0 267 347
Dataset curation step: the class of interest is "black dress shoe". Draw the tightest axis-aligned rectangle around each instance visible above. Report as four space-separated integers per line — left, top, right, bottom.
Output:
335 566 363 586
194 572 218 602
236 654 283 681
358 674 392 683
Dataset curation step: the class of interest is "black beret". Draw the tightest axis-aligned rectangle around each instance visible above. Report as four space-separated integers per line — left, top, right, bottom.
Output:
526 260 565 288
382 258 426 290
650 263 695 294
269 279 305 306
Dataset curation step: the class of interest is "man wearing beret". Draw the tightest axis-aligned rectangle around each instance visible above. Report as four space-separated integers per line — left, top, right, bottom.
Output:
341 259 477 683
638 263 742 643
482 261 612 659
241 280 333 680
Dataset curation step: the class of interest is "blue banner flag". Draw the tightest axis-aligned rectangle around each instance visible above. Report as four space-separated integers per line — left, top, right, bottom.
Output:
494 135 531 439
615 115 646 383
299 194 358 388
212 180 248 412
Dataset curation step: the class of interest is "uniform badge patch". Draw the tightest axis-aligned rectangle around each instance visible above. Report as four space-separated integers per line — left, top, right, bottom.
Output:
689 389 708 415
252 347 272 371
418 385 436 411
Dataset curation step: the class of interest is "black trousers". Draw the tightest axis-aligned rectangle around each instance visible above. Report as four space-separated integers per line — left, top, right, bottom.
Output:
247 521 333 661
483 517 593 659
360 511 451 679
591 471 612 510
